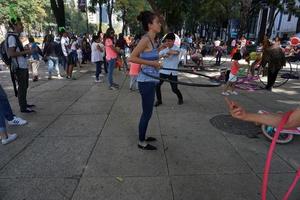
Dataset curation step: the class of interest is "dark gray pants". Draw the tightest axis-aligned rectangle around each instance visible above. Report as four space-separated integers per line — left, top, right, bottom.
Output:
16 68 29 111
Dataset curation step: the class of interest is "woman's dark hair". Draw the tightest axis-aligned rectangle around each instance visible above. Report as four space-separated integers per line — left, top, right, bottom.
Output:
8 17 21 29
137 11 156 31
92 34 99 42
232 52 242 60
105 27 115 40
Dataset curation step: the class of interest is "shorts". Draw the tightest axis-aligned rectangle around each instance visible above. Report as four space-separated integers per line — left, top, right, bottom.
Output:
228 73 237 82
68 52 76 65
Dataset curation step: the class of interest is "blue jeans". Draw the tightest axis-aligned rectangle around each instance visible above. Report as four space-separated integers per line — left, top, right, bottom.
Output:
138 82 156 142
0 85 14 132
107 58 116 86
48 56 60 76
95 61 103 80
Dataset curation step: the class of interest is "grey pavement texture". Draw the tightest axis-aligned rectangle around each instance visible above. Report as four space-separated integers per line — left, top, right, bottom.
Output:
0 63 300 200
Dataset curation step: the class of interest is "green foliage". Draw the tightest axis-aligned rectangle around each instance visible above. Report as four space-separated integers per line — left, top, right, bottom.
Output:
0 0 50 32
115 0 150 35
65 0 97 34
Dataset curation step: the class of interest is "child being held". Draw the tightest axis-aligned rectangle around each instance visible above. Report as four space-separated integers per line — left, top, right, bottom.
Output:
222 52 242 96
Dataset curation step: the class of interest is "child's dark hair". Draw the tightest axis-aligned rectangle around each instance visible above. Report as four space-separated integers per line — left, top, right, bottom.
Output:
28 36 35 43
232 52 242 60
137 11 156 31
164 33 175 41
8 17 21 29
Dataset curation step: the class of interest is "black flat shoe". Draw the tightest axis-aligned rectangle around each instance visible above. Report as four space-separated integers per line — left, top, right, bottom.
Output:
154 101 162 107
138 144 157 150
145 137 157 142
27 104 36 108
178 99 183 105
21 109 36 113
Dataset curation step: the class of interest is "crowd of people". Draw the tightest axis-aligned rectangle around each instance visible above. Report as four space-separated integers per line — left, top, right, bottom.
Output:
0 12 300 149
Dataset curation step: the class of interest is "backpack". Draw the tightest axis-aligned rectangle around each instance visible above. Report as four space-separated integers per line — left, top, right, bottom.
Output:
0 39 11 65
0 33 24 66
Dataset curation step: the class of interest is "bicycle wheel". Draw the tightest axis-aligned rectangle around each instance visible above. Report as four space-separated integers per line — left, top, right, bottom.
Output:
256 62 292 88
261 124 294 144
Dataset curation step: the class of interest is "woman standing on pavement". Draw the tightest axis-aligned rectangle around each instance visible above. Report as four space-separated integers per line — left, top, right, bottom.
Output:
129 11 162 150
104 28 119 90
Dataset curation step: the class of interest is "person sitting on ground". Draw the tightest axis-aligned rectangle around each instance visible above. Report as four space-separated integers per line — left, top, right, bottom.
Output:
191 48 203 68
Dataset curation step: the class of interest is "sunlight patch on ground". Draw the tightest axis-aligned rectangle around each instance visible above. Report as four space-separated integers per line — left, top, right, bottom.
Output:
273 88 299 95
277 100 300 105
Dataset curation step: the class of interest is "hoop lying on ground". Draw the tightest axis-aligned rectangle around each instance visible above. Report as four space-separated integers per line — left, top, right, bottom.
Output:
141 67 222 87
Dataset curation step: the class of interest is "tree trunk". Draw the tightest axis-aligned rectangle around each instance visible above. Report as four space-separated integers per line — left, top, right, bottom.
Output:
146 0 169 33
258 8 269 43
239 0 253 37
266 5 277 37
50 0 65 29
121 8 126 34
98 3 103 32
107 0 113 28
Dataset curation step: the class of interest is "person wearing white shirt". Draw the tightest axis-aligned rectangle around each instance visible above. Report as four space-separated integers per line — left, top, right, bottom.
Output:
154 33 183 107
91 35 104 82
7 17 36 113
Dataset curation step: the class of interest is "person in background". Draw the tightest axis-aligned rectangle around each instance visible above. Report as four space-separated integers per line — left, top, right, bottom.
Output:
7 17 36 113
154 32 183 107
28 36 43 81
104 28 119 90
0 84 27 145
91 35 105 83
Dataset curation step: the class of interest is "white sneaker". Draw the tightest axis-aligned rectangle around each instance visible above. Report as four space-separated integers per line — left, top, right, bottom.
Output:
2 133 17 145
8 116 27 126
109 86 118 90
229 91 238 95
222 92 230 96
57 75 63 79
95 79 103 83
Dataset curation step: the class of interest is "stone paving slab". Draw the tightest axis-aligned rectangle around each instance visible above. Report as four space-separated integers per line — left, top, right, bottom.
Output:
163 134 251 175
224 134 295 173
171 174 276 200
40 114 107 137
258 173 300 199
64 100 113 115
72 177 173 200
1 63 300 199
0 137 95 178
0 178 77 200
83 136 168 177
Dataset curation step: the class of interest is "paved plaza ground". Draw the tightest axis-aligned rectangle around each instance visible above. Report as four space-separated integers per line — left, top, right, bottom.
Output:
0 62 300 200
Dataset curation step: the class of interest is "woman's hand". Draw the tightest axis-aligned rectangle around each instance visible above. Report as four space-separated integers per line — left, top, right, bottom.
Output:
151 60 162 68
224 97 248 120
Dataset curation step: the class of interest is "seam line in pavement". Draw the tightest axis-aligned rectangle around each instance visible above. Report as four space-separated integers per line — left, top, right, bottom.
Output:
69 74 127 199
0 72 93 172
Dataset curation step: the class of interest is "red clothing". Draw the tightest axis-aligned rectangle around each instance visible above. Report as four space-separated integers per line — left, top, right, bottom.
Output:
230 47 238 58
230 60 239 75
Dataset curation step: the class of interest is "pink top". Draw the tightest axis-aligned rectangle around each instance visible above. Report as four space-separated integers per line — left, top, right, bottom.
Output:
105 38 118 60
129 62 140 76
